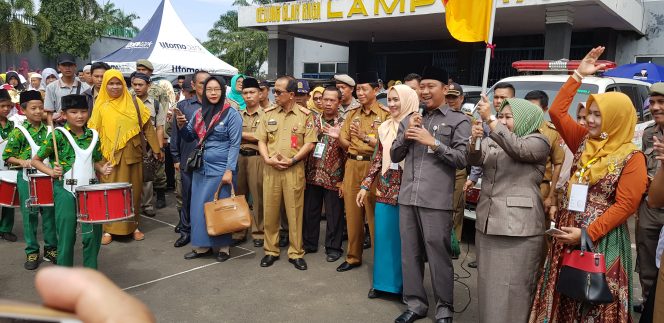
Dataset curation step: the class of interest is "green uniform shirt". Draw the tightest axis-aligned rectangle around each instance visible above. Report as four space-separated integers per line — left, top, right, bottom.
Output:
0 119 14 139
3 121 49 162
36 124 102 174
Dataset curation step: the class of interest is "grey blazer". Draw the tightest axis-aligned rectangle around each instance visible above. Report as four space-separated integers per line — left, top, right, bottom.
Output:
468 122 550 237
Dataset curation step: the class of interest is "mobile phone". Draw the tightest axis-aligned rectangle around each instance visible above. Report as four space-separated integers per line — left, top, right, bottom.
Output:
545 227 566 236
173 107 183 116
0 299 81 322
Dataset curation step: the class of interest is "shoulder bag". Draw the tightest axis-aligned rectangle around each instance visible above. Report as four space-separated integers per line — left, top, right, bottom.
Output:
204 182 251 236
184 106 231 173
132 95 159 182
555 228 614 305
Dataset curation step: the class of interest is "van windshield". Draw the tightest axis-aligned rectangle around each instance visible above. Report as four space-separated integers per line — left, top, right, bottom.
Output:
490 81 599 121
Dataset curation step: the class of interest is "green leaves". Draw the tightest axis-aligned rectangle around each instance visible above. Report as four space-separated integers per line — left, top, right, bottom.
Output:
0 0 50 54
203 9 268 76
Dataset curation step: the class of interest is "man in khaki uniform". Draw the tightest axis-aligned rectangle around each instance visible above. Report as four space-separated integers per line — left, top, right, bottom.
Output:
256 76 316 271
337 71 390 272
525 91 564 219
232 77 266 248
445 83 469 242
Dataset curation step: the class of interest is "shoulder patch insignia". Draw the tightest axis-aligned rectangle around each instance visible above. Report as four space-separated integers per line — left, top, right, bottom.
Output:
298 105 311 115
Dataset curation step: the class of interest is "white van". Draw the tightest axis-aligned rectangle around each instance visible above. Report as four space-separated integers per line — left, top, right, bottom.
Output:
463 74 652 221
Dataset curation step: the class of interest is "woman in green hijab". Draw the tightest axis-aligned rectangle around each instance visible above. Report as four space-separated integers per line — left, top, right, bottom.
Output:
467 96 551 323
227 74 246 110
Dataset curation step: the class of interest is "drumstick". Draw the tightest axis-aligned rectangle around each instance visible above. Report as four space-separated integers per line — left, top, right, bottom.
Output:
111 126 122 165
49 125 60 180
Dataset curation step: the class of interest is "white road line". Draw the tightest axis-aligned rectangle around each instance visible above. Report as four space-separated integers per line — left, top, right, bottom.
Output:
123 248 256 291
140 215 177 228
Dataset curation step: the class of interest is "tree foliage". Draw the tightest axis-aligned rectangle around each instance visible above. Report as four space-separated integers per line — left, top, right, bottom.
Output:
0 0 50 54
204 1 269 76
38 0 105 59
99 1 140 34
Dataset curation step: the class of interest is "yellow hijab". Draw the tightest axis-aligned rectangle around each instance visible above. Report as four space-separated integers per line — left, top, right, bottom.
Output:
570 92 638 185
88 69 152 165
377 84 419 175
307 86 324 113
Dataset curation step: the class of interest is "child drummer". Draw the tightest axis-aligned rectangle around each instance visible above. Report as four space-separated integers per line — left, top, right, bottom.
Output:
32 94 112 269
3 90 57 270
0 89 16 242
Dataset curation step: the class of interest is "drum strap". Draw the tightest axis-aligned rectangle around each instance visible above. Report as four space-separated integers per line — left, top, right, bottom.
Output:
57 127 98 195
15 124 50 181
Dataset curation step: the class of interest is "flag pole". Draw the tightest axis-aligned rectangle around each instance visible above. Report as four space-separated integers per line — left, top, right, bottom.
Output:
481 0 498 93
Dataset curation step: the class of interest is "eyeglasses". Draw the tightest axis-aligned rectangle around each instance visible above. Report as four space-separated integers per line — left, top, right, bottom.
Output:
206 88 222 93
272 89 289 96
313 97 323 101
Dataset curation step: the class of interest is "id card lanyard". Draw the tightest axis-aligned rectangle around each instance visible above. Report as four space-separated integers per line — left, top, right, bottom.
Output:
313 115 332 160
568 157 598 212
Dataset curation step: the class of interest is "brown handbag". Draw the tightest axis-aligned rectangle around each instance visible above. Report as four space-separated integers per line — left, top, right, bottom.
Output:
204 181 251 236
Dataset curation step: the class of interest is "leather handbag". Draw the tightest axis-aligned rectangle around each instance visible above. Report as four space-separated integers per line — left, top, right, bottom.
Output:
555 229 614 305
131 95 159 182
204 181 251 236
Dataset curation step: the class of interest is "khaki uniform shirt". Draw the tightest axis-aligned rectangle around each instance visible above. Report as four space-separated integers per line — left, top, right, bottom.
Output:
141 96 166 128
643 123 663 179
241 108 264 151
340 102 390 156
538 121 565 182
255 104 317 158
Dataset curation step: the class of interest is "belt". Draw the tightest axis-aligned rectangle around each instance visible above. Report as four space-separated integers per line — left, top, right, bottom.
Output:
239 149 259 156
348 153 372 161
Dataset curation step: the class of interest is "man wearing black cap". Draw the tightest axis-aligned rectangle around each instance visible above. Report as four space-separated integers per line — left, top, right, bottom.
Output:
232 77 266 248
171 70 210 247
82 62 110 115
0 89 16 242
391 66 470 323
258 79 274 110
44 53 90 125
294 79 311 109
337 71 390 272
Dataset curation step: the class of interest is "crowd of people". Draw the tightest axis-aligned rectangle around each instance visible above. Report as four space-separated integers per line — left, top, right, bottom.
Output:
2 46 664 323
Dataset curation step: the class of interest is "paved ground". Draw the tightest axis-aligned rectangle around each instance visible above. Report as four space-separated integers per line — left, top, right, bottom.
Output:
0 191 643 322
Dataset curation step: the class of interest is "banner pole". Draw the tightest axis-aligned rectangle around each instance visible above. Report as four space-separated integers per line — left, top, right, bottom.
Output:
481 0 498 93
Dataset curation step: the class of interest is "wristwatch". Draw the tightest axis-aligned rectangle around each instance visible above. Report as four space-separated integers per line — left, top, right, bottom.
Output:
429 139 441 152
362 135 370 143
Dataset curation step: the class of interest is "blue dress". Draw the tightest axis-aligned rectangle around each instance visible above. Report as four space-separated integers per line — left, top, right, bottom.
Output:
179 108 242 248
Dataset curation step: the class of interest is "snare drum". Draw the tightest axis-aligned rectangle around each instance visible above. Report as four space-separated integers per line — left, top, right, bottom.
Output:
0 170 19 207
28 173 54 207
75 183 134 223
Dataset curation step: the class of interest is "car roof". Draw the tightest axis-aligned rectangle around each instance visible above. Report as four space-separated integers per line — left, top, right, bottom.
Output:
497 74 651 88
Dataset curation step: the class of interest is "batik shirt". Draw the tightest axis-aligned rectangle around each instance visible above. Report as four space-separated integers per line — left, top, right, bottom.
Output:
36 123 102 174
305 113 346 191
3 121 50 161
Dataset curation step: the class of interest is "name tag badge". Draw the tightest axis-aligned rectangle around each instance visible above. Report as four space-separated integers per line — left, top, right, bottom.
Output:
291 134 298 149
313 142 326 158
568 184 589 212
390 162 399 170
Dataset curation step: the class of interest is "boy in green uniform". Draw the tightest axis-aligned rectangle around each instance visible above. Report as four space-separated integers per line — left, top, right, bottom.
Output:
32 94 112 269
3 90 57 270
0 89 16 242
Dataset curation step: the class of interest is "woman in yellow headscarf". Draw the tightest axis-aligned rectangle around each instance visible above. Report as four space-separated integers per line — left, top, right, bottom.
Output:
530 47 648 322
88 69 162 244
307 86 324 113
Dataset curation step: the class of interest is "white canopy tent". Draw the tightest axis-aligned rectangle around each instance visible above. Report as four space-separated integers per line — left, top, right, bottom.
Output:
98 0 238 76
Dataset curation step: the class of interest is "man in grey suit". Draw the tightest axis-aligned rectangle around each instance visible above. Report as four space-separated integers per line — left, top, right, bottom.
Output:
391 66 470 323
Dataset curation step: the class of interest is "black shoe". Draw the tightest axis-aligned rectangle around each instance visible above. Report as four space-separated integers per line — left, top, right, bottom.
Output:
363 233 371 249
279 235 289 248
336 261 361 272
253 239 264 248
216 251 230 262
435 318 452 323
468 260 478 269
0 232 17 242
304 247 318 254
174 226 181 234
174 234 190 248
24 254 39 270
368 288 380 299
232 238 246 247
260 255 279 267
633 303 644 313
184 249 213 260
156 199 166 209
143 209 156 217
395 310 425 323
43 248 57 264
451 254 459 260
326 252 342 262
289 258 308 270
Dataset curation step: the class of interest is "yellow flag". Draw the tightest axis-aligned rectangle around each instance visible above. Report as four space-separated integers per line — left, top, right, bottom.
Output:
443 0 493 43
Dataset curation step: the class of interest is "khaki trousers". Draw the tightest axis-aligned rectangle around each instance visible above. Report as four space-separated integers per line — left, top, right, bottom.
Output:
263 163 305 258
342 159 375 265
452 169 466 240
233 155 264 240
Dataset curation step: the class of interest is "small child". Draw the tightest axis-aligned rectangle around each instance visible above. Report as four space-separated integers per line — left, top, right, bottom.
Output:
32 94 112 269
0 89 16 242
3 90 57 270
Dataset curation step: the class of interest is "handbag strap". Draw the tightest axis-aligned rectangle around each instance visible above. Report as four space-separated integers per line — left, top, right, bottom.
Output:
131 95 149 154
213 179 235 201
580 228 595 254
197 105 231 148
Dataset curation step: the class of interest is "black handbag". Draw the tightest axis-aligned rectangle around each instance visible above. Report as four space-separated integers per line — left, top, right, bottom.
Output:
132 95 159 182
555 228 614 305
184 106 231 173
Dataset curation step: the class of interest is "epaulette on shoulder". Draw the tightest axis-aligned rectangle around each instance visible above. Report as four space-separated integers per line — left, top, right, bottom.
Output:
264 105 278 113
546 121 556 130
378 103 389 112
298 105 311 115
345 105 361 112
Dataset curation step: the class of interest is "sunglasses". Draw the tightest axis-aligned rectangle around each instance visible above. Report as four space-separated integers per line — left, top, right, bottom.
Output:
272 89 290 96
